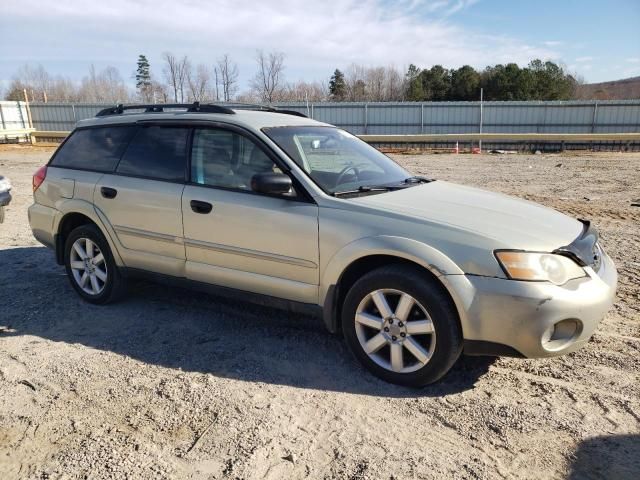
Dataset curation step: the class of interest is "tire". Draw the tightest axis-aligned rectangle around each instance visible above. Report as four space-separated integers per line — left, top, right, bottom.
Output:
64 224 126 304
341 264 462 387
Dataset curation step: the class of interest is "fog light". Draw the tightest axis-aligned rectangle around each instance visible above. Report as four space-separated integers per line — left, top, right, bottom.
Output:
541 319 582 351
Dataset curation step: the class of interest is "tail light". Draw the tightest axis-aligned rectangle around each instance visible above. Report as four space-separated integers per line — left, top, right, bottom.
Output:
33 165 48 193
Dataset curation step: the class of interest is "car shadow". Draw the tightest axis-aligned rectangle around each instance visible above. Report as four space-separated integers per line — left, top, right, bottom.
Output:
0 246 495 398
569 434 640 480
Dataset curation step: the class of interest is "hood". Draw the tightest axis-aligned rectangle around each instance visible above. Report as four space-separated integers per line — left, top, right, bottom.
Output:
351 181 583 251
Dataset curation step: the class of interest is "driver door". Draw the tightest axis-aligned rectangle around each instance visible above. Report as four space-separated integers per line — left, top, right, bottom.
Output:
182 127 320 304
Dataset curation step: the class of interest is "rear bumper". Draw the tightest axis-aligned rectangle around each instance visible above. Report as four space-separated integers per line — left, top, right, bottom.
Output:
447 251 617 358
28 203 57 249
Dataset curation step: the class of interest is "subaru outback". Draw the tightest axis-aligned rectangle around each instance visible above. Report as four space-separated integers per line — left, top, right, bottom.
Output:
28 103 617 386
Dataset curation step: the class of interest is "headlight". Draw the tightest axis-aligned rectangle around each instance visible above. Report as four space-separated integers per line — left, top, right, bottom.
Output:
495 251 586 285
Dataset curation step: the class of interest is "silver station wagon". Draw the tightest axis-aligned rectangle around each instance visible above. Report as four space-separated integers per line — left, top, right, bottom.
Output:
28 103 617 386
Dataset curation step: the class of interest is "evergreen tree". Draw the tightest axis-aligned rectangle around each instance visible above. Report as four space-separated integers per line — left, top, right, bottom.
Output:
449 65 480 101
405 64 424 101
420 65 451 101
136 54 152 101
528 60 576 100
329 69 346 100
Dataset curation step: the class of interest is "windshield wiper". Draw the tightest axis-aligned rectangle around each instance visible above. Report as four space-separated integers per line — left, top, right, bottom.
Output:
333 177 433 197
332 185 401 197
403 175 434 184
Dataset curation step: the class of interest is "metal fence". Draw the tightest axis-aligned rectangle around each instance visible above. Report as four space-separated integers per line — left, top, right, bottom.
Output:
0 101 30 131
1 100 639 135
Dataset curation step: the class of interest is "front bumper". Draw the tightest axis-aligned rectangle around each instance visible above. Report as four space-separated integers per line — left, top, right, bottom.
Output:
446 251 617 358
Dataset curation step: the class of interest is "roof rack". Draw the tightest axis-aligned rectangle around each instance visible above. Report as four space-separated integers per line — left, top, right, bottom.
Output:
95 102 236 117
227 102 308 118
95 102 308 118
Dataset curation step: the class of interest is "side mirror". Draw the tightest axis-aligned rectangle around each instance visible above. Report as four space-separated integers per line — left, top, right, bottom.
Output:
251 172 293 195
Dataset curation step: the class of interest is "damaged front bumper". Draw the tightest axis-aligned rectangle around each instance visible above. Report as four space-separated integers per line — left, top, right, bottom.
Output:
448 248 617 358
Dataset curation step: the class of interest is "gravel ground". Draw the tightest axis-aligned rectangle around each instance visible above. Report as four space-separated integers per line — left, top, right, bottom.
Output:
0 146 639 479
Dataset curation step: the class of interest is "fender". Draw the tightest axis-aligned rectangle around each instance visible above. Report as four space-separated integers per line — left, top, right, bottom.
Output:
53 199 125 267
320 235 469 332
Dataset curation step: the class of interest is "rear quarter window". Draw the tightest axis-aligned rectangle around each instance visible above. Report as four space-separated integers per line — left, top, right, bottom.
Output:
116 126 190 182
50 126 136 172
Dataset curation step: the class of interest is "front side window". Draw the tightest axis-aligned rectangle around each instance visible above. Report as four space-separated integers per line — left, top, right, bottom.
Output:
50 126 136 172
117 126 189 182
190 128 279 190
263 126 411 194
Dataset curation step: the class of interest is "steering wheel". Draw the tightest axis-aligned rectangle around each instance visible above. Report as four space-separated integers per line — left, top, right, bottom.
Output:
335 165 360 187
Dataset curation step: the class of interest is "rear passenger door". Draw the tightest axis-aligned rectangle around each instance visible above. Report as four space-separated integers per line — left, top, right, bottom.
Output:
94 125 189 277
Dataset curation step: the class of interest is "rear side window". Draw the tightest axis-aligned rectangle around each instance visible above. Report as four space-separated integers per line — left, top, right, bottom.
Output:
50 126 136 172
116 126 189 182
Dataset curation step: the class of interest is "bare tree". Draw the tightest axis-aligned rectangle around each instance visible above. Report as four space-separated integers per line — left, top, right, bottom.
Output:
6 63 133 102
344 64 367 101
385 66 406 101
250 50 285 103
162 52 190 102
235 90 260 103
216 54 239 101
10 64 52 102
79 65 129 102
187 64 212 102
340 64 405 102
280 80 328 102
366 67 386 101
150 78 169 103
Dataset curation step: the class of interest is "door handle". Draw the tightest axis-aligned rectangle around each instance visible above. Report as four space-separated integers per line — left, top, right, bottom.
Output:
190 200 213 214
100 187 118 199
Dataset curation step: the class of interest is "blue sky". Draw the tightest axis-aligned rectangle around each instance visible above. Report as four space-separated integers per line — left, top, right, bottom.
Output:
1 0 639 93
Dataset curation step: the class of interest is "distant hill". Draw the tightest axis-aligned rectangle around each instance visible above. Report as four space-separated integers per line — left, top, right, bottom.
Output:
574 76 640 100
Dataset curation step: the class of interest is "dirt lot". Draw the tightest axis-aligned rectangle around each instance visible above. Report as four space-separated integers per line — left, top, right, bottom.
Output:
1 146 639 479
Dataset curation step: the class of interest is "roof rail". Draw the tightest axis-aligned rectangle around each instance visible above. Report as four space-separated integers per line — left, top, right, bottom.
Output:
95 102 236 117
223 102 308 118
273 109 308 118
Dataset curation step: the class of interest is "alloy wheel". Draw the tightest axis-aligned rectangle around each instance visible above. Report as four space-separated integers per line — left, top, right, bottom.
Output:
69 237 108 295
355 289 436 373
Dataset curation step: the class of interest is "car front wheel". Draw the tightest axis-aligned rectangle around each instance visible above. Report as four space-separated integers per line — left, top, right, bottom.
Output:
342 265 462 387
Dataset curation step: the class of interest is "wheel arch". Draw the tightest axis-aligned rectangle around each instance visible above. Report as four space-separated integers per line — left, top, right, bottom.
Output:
320 236 467 334
54 200 123 267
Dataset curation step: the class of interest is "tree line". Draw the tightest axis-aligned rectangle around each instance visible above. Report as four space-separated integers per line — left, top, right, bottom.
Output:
3 53 579 104
328 60 578 101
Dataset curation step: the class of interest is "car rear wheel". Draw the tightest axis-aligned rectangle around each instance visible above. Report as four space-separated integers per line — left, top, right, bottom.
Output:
64 224 125 304
342 265 462 387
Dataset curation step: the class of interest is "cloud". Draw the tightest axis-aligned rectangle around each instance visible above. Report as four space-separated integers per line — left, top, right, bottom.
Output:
418 0 479 15
627 57 640 63
0 0 557 88
575 56 594 63
543 41 563 47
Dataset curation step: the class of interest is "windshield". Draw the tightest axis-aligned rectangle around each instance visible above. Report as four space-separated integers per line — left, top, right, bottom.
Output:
263 126 412 194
